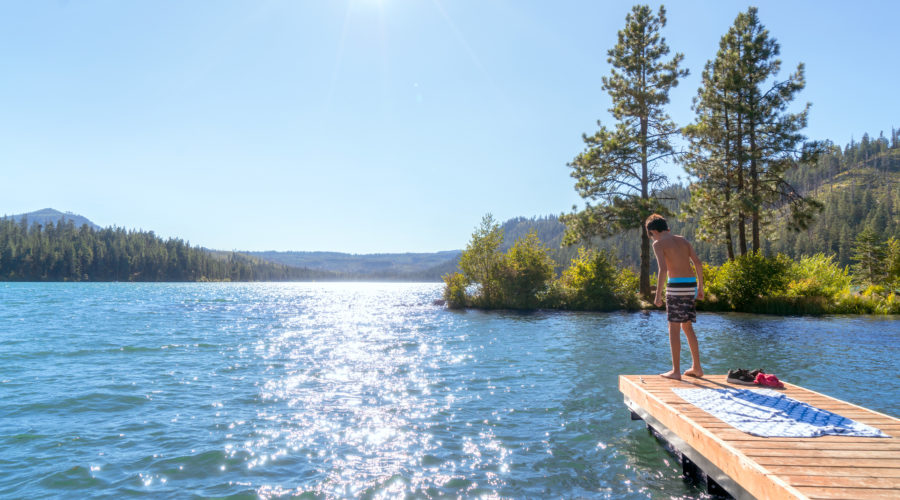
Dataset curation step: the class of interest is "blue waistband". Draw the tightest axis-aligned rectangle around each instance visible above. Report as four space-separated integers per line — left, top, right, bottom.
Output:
668 277 697 284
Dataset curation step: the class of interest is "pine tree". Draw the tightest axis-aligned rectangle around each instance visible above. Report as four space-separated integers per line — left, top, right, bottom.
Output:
850 227 887 286
683 33 742 259
886 237 900 288
838 226 851 265
683 7 825 259
563 4 687 297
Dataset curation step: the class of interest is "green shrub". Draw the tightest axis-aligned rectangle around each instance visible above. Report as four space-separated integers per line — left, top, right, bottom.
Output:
695 297 731 312
614 267 641 310
831 292 878 314
876 293 900 314
701 263 718 291
458 214 505 306
541 279 566 309
442 272 469 309
495 231 555 309
449 218 557 310
744 295 829 315
855 285 900 313
787 253 851 298
558 247 620 311
707 251 793 309
827 289 899 314
699 263 719 305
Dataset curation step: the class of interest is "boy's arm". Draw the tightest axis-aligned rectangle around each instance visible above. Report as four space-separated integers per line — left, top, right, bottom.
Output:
688 243 704 300
652 241 666 307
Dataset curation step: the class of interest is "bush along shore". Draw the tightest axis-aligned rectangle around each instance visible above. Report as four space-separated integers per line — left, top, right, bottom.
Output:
443 216 900 315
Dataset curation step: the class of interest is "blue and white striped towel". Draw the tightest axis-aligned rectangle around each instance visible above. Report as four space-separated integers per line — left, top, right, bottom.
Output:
672 387 890 438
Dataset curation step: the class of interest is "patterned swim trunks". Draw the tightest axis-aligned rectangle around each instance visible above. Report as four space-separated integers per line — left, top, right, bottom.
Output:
666 277 697 323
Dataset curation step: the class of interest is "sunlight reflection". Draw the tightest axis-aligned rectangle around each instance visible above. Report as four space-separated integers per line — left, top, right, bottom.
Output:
230 283 503 497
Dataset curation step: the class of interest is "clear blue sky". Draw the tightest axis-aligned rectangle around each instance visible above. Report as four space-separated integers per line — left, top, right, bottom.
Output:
1 1 897 253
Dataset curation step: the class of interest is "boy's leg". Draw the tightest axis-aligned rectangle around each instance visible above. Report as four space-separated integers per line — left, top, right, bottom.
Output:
681 322 703 378
661 321 682 380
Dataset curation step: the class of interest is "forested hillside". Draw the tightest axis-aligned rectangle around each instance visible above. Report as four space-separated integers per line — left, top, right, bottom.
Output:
503 130 900 271
768 131 900 264
0 218 336 282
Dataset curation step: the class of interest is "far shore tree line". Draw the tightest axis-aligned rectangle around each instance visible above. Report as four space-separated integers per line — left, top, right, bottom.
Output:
0 218 334 282
443 5 900 315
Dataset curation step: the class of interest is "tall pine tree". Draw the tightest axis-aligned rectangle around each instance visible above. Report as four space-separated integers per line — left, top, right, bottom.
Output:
563 4 687 297
683 7 825 258
683 37 742 260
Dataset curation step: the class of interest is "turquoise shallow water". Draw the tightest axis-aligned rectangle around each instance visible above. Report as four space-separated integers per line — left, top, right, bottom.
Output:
1 282 898 499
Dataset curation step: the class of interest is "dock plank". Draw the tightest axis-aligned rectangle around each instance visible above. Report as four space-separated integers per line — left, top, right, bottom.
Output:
753 457 898 468
741 449 900 459
797 486 900 499
674 409 898 426
620 374 899 499
732 440 900 450
766 466 900 478
780 475 900 488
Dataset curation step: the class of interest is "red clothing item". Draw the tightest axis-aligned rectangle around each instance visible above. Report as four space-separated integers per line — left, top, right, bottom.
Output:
755 373 785 389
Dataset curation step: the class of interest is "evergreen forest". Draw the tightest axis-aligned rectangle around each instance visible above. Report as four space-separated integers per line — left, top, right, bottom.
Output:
0 218 336 282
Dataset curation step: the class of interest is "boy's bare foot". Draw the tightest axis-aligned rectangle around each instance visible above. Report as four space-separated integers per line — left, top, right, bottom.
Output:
683 368 704 378
660 370 681 380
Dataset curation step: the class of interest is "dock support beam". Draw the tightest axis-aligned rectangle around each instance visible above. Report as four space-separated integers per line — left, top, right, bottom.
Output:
625 396 751 499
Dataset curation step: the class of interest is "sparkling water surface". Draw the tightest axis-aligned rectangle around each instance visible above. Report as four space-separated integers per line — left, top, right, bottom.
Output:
1 283 898 498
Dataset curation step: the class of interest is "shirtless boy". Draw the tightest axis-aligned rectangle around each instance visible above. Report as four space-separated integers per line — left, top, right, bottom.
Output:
646 214 704 380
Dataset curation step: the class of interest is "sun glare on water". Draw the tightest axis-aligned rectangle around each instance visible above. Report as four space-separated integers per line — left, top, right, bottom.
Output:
243 284 478 497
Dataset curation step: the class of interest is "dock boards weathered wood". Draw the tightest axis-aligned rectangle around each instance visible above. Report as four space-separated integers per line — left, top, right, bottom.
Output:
619 374 899 499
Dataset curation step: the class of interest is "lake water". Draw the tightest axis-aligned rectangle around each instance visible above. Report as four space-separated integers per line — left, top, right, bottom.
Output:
1 283 898 498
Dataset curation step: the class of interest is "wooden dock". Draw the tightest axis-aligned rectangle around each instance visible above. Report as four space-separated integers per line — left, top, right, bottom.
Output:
619 374 900 499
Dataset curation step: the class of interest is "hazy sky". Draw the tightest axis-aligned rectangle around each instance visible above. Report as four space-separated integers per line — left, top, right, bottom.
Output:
1 1 897 253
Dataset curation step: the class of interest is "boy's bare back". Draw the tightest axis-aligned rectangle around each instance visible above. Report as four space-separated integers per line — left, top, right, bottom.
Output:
652 235 698 279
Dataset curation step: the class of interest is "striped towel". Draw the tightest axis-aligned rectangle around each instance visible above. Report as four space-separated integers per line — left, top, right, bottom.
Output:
672 387 890 438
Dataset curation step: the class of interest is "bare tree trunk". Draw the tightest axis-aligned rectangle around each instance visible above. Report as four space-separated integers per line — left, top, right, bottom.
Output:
722 109 736 261
640 228 651 295
639 116 651 298
722 108 737 261
736 110 747 256
725 222 735 261
750 123 760 252
736 164 748 256
724 168 736 262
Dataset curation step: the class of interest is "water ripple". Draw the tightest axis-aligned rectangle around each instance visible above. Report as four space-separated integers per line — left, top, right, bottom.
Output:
0 282 897 498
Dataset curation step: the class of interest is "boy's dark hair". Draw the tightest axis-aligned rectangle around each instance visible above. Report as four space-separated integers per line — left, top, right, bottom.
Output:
645 214 668 233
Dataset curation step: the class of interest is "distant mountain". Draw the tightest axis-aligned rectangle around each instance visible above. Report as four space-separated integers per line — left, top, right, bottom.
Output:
246 250 463 281
3 208 100 230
